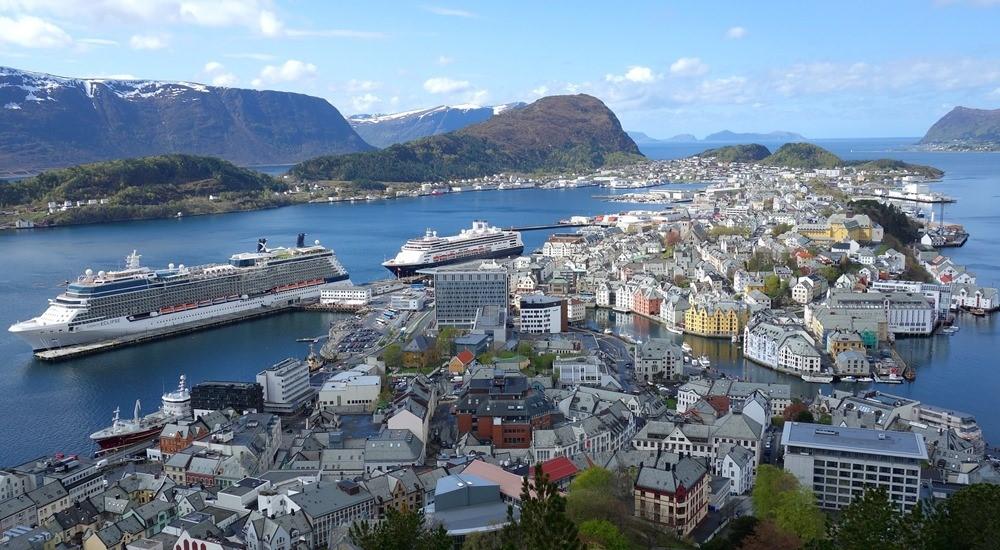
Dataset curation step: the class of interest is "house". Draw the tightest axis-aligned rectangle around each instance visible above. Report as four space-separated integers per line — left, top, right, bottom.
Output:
447 351 476 375
402 336 435 369
633 453 709 537
529 457 579 490
715 444 755 495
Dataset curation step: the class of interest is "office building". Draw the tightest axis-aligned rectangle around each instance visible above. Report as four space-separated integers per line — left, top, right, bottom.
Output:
519 295 565 333
425 261 509 328
256 358 315 415
190 381 264 416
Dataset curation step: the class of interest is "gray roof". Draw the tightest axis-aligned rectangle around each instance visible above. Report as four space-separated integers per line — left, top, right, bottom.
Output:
635 457 707 495
288 482 373 519
0 495 35 521
781 422 928 460
26 482 67 507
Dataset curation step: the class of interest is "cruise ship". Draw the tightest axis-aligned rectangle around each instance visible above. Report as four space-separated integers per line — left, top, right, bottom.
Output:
90 374 192 452
9 234 351 354
382 220 523 277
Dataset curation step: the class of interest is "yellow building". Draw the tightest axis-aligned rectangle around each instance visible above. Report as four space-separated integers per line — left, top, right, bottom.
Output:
684 303 748 338
797 214 876 242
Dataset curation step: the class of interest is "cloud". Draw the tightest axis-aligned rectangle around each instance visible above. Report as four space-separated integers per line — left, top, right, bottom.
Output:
258 10 282 36
129 34 168 50
202 61 237 86
204 61 224 73
0 15 72 48
283 28 385 39
606 66 657 84
351 93 380 111
253 59 317 86
423 77 471 93
78 37 118 46
422 5 479 17
531 85 549 97
670 57 709 76
726 26 747 39
344 79 379 92
437 55 454 66
989 87 1000 98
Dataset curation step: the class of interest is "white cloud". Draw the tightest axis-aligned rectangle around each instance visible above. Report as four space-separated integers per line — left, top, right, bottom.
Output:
0 15 71 48
78 37 118 46
351 93 380 111
204 61 224 73
211 73 238 86
437 55 454 66
422 5 478 17
258 10 282 36
255 59 317 85
670 57 709 76
531 85 549 97
344 79 379 92
726 26 747 39
284 28 384 39
129 34 168 50
202 61 237 86
989 87 1000 98
606 66 657 84
423 76 471 93
225 52 275 61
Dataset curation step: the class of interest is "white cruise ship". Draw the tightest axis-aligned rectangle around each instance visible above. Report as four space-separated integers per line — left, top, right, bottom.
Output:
9 234 351 354
382 220 523 277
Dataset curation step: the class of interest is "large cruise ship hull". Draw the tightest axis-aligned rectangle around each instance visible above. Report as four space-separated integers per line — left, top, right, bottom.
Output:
384 245 523 277
12 275 351 354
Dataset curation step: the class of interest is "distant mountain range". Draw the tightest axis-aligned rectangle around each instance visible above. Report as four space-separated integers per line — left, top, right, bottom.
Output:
696 142 943 178
0 66 371 175
292 94 642 182
628 130 806 144
349 103 524 148
920 106 1000 148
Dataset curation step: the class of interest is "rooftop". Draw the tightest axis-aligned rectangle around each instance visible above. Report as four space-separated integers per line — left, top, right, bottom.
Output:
781 422 928 460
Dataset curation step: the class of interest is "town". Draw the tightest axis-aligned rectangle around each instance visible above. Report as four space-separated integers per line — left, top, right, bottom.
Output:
2 152 998 550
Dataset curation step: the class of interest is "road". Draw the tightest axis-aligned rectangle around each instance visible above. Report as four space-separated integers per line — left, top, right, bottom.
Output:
591 331 637 392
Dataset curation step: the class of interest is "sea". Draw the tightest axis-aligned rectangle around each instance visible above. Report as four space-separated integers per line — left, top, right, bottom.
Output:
1 138 997 465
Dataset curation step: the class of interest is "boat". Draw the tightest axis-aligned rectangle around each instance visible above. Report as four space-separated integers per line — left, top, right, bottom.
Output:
840 376 858 382
90 375 191 452
858 376 874 382
731 334 740 343
970 308 987 317
603 328 613 335
698 355 711 367
941 326 960 335
9 234 351 355
684 356 690 363
681 342 692 353
874 373 904 384
801 374 835 383
665 325 683 335
382 220 524 277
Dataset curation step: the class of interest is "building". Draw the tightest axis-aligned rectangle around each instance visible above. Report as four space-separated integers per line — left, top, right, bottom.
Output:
519 295 566 334
635 338 683 382
390 291 426 311
317 367 381 412
792 275 828 305
286 481 375 548
797 213 880 243
823 289 935 336
363 429 424 474
429 474 512 544
190 381 264 416
554 356 607 387
633 453 709 537
780 422 927 511
684 302 748 338
743 319 822 375
453 369 553 449
427 261 509 328
256 358 315 415
319 286 371 307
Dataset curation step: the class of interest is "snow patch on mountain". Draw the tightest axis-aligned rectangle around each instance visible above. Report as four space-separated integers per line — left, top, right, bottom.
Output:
0 66 213 104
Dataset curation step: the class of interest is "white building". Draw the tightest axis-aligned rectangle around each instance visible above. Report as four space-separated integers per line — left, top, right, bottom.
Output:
317 367 381 412
519 295 564 333
390 291 426 311
715 444 755 495
781 422 927 512
320 286 372 306
634 338 684 382
256 358 314 415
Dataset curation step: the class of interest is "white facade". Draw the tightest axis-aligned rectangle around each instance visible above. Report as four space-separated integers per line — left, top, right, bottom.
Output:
519 295 563 333
257 358 313 414
317 369 381 412
320 286 372 306
389 292 425 311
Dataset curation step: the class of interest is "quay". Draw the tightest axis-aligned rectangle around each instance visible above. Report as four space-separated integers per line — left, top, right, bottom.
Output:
504 222 591 232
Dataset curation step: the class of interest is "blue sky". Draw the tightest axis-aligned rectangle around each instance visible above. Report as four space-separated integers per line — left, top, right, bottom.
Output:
2 0 1000 138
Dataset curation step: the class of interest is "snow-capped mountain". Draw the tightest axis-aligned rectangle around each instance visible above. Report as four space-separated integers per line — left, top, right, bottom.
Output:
0 66 371 174
349 102 525 148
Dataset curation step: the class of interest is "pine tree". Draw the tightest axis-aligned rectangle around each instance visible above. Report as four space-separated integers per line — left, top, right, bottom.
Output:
500 465 583 550
829 487 911 550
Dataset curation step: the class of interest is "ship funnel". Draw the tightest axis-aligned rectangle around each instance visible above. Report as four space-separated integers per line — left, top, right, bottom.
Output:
257 238 268 253
296 233 306 248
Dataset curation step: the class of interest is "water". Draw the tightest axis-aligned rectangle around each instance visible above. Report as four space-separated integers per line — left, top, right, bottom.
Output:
1 138 998 464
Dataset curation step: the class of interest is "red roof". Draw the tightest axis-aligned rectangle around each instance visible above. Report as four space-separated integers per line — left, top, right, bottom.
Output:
532 456 579 483
456 350 475 365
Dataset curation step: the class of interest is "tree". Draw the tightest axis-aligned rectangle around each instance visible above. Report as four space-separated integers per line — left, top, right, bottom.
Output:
701 516 758 550
382 343 403 370
436 327 458 358
462 531 503 550
774 487 825 543
794 410 815 423
501 466 583 549
565 467 625 524
739 520 801 550
577 520 629 550
349 505 451 550
752 466 799 520
921 483 1000 550
817 413 832 425
516 341 534 357
830 487 912 550
783 401 809 421
772 223 793 237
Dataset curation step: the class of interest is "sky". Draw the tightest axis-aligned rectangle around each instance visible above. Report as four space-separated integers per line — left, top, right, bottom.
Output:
2 0 1000 138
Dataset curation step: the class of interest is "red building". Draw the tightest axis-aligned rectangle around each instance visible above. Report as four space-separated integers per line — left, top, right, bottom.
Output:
632 287 662 317
454 369 553 448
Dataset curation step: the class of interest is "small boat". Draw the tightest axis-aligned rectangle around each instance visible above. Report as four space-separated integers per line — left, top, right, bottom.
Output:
665 325 683 335
684 356 691 363
970 308 987 317
940 326 959 335
801 373 835 383
874 373 904 384
681 342 692 353
698 355 711 367
858 376 874 382
840 376 858 382
731 334 740 343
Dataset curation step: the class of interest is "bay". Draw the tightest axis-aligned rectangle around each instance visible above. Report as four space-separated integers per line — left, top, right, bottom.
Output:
0 137 997 464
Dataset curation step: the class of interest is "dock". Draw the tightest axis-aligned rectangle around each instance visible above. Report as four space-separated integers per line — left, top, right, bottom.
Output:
34 303 311 361
504 222 591 232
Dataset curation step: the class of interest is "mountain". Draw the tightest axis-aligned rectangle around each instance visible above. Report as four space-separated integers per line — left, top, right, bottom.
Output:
0 66 371 175
628 131 698 144
0 154 287 226
759 142 842 169
704 130 806 142
919 106 1000 145
349 103 524 148
291 94 642 182
698 144 772 163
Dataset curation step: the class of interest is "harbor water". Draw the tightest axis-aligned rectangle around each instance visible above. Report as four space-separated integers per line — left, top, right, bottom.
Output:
0 138 997 464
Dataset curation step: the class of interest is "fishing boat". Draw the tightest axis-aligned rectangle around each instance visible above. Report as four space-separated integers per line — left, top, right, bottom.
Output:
698 355 711 368
801 373 835 383
940 326 960 335
970 308 986 317
681 342 692 353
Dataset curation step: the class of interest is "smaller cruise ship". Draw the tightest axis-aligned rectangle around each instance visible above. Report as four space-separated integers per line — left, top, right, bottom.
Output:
90 375 192 453
383 220 523 277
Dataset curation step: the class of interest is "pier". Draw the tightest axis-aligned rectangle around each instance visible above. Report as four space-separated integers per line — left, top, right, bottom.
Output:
505 222 591 232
